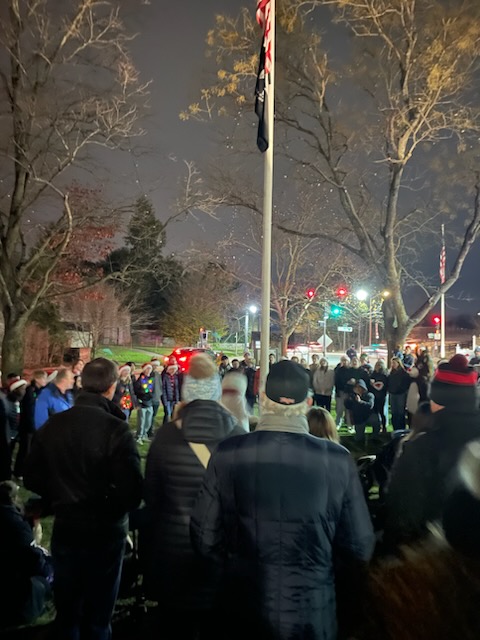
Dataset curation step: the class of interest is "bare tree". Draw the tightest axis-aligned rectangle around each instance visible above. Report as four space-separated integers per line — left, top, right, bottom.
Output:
182 0 480 355
217 207 357 355
0 0 149 374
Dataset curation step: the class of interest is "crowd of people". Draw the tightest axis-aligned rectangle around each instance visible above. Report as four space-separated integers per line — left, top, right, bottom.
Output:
0 344 480 639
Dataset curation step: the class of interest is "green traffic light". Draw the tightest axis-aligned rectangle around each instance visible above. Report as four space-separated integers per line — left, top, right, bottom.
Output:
331 305 342 316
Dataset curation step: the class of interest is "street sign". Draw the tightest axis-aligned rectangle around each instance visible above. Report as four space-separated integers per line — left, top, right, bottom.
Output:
338 326 353 332
427 332 441 340
317 334 333 348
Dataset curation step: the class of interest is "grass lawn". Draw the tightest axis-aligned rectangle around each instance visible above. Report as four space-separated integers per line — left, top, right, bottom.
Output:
95 345 171 365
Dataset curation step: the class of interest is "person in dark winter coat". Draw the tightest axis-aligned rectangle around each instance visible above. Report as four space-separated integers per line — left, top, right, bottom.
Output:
334 355 352 427
0 378 28 481
161 356 182 424
370 359 389 432
24 358 143 640
0 480 52 628
113 364 137 422
190 360 375 640
387 357 411 431
134 363 155 443
345 379 377 445
141 353 244 640
442 438 480 558
382 354 480 555
148 358 164 437
14 371 47 479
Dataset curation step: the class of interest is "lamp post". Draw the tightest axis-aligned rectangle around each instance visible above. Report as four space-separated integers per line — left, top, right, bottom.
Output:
355 289 390 351
244 305 258 351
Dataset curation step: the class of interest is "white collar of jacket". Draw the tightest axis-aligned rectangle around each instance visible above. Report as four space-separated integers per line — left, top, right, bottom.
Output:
256 414 309 434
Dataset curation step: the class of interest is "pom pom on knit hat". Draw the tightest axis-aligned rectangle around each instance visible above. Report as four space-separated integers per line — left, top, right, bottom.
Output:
429 354 478 409
182 353 222 403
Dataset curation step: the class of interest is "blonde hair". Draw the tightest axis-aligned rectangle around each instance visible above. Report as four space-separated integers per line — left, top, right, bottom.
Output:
306 407 339 442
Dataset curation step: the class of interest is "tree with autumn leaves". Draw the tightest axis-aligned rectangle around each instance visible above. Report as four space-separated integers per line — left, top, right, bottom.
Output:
182 0 480 355
0 0 148 374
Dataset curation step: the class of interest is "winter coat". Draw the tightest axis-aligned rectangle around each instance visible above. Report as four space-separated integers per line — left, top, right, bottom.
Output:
34 383 73 430
24 392 142 542
19 382 43 436
334 365 352 394
345 390 375 424
387 369 411 395
161 366 182 404
190 415 375 640
134 373 154 408
312 367 335 396
344 367 371 394
0 503 51 625
114 379 137 411
383 406 480 552
151 370 163 403
370 371 388 401
141 399 244 608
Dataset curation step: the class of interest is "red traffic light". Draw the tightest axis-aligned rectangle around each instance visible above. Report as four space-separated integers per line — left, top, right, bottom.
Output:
336 286 348 298
432 315 441 325
306 288 315 300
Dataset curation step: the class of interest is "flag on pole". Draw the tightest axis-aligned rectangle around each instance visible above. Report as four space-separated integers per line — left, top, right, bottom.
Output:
440 230 446 284
255 0 272 152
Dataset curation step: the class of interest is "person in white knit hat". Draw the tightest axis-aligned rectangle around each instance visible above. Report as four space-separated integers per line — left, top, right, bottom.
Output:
221 370 250 432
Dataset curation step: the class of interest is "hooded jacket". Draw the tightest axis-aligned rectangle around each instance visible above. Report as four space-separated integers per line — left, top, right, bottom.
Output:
141 399 244 608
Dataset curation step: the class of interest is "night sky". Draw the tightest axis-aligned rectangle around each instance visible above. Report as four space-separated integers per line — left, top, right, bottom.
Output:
116 0 479 318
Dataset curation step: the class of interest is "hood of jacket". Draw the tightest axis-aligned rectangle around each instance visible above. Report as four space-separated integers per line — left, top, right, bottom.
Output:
179 399 242 443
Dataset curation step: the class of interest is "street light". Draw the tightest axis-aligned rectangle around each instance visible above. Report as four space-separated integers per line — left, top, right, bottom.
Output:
355 289 390 349
244 305 258 351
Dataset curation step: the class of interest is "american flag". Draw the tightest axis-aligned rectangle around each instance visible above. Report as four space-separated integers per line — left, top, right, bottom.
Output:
255 0 272 152
439 241 446 284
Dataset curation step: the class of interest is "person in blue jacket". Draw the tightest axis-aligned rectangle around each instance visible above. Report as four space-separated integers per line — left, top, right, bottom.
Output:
190 360 375 640
34 368 74 430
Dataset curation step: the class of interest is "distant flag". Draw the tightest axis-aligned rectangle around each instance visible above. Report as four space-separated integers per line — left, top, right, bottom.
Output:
255 0 272 152
440 228 446 284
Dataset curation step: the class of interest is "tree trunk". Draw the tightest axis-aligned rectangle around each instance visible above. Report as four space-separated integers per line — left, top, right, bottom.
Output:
1 311 28 379
281 331 289 357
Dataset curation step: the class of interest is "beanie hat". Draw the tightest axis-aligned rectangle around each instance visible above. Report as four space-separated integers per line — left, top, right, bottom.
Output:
8 378 27 393
429 354 478 408
265 360 310 405
119 365 131 377
182 353 222 403
142 363 153 372
150 358 161 366
222 370 248 395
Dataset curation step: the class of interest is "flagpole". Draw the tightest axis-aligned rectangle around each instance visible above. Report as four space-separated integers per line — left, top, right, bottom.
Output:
259 0 275 398
440 224 446 358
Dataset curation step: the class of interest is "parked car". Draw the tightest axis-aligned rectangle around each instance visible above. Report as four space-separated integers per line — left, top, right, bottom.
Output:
165 347 217 373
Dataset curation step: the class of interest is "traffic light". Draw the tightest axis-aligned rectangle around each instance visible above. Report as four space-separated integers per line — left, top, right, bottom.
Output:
331 305 342 316
306 288 315 300
336 286 348 298
432 315 441 325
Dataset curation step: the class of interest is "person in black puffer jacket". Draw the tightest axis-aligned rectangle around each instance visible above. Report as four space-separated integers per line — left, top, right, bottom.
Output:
141 353 245 640
383 355 480 555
